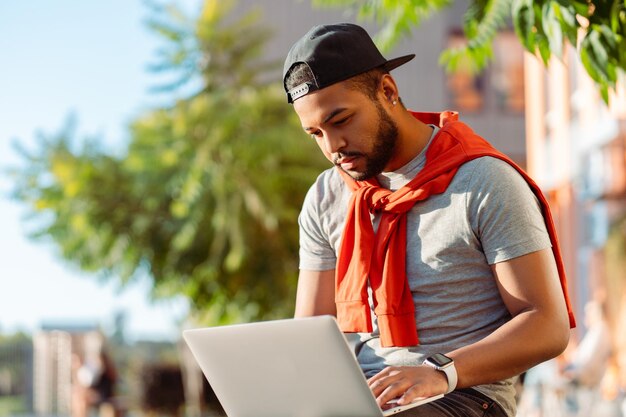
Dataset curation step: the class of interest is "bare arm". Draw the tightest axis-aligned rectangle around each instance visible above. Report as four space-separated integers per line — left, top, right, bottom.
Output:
369 247 571 406
449 247 570 385
294 269 337 317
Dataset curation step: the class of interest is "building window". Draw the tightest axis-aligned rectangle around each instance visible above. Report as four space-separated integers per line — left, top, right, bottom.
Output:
445 29 485 113
492 31 525 113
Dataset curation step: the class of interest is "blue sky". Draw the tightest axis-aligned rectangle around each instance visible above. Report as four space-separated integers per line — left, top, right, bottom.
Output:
0 1 201 341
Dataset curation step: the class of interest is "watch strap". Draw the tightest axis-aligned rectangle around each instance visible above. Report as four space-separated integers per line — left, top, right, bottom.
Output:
424 354 458 394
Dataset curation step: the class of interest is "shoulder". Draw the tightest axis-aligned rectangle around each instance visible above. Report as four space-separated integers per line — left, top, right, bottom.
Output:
454 156 532 196
459 156 522 179
303 167 349 210
298 167 350 264
460 157 551 262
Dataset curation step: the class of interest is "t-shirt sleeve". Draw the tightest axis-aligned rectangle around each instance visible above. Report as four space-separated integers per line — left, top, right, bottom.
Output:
298 181 338 271
466 157 552 264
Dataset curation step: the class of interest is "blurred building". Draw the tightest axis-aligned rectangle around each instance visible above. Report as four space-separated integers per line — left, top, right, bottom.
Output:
33 323 103 416
524 43 626 388
524 45 626 322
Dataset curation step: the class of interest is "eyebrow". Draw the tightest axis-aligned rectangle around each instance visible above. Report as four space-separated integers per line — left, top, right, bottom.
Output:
304 108 348 131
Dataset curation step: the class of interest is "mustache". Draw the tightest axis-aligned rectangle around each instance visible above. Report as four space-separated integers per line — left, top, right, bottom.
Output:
333 151 364 165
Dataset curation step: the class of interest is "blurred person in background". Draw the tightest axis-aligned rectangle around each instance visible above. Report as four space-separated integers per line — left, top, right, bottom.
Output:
72 348 118 417
560 300 613 415
562 300 611 386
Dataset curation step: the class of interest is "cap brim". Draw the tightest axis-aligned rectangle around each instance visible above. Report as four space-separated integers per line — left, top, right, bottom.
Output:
382 54 415 72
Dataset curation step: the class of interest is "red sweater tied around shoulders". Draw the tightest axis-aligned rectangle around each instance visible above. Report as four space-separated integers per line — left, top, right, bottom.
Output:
335 111 576 347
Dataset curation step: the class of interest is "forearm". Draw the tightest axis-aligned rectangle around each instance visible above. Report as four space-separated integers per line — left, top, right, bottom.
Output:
446 248 572 387
448 307 570 388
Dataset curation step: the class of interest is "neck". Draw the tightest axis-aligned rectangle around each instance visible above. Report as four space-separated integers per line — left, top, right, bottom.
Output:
385 109 433 172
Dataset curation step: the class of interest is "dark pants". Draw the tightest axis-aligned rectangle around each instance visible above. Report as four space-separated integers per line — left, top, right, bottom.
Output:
396 388 508 417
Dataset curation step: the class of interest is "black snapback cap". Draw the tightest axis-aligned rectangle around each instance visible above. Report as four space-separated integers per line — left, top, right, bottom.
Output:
283 23 415 103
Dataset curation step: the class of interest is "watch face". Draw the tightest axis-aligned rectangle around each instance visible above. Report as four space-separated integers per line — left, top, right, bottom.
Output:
428 353 453 367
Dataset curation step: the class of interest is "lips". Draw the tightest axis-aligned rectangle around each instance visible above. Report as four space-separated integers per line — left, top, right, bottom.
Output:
337 156 359 170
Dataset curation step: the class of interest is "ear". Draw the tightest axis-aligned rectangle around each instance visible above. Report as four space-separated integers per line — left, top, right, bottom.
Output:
380 74 399 105
380 74 398 102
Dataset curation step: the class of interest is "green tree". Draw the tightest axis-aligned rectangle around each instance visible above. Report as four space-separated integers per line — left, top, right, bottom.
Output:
312 0 626 102
11 0 327 325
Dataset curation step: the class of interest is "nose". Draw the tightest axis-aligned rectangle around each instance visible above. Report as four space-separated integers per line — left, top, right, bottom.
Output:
321 132 346 155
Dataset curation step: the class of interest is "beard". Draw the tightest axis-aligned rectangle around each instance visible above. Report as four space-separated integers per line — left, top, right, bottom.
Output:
335 100 399 181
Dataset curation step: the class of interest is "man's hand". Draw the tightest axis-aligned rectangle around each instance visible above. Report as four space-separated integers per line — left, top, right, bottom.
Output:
367 365 448 408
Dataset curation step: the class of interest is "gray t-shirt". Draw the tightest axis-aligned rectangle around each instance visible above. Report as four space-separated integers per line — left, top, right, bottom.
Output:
298 126 552 416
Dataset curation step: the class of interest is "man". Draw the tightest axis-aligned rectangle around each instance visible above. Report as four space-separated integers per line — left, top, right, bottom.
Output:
283 23 575 416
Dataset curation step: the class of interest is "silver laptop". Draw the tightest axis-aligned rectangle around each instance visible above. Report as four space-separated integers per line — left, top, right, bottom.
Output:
183 315 442 417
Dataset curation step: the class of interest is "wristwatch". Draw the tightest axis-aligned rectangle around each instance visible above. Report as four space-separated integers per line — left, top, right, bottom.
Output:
424 353 458 394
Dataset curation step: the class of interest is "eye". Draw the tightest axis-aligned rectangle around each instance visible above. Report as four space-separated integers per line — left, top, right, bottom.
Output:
333 116 350 126
309 130 322 139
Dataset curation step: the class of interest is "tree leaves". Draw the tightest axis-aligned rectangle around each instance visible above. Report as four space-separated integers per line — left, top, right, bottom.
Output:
441 0 511 74
314 0 626 104
313 0 453 51
581 25 617 102
11 1 328 325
